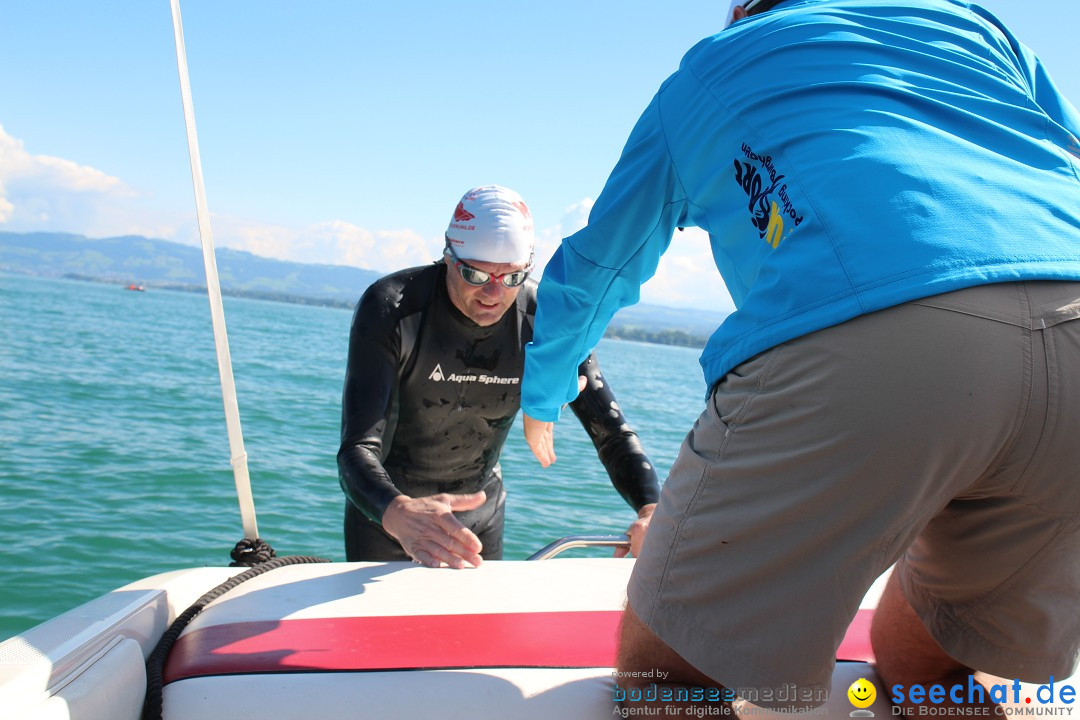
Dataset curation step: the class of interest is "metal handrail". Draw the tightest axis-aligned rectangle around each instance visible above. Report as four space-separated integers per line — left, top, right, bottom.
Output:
527 534 631 561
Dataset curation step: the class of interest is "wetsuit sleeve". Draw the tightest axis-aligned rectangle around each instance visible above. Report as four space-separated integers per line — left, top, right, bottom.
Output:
337 284 404 524
567 352 661 511
522 85 693 421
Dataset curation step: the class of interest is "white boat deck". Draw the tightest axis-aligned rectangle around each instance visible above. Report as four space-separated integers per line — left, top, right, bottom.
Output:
1 559 1074 720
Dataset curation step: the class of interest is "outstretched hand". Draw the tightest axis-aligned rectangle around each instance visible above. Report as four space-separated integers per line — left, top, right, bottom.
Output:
523 413 556 467
615 503 656 558
381 491 487 568
523 375 588 467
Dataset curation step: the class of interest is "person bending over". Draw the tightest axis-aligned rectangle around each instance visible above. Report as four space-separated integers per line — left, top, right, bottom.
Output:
338 185 660 568
521 0 1080 713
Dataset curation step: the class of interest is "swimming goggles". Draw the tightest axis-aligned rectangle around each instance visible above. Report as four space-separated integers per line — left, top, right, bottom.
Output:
444 244 533 288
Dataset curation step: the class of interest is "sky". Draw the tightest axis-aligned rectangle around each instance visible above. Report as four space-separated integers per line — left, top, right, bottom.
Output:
1 1 1077 312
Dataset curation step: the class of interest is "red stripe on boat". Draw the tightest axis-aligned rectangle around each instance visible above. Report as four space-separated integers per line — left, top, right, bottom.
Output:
165 611 623 683
838 609 875 662
165 608 875 683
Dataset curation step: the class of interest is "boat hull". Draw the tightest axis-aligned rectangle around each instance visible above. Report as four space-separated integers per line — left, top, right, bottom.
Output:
3 559 1072 719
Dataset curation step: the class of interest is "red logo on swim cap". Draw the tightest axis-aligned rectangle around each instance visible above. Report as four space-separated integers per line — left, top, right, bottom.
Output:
453 202 476 223
512 201 532 220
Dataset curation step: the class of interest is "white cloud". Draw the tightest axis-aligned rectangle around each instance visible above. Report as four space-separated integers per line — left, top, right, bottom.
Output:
640 227 735 313
207 216 444 274
209 201 733 314
533 197 594 274
0 126 130 196
532 197 734 313
0 126 443 274
0 125 733 312
0 124 140 230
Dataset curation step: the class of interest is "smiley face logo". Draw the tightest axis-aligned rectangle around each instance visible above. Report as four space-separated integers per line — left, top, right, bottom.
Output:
848 678 877 709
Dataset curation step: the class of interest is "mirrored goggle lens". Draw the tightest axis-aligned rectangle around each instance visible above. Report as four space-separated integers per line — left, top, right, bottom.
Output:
459 265 530 287
499 270 530 287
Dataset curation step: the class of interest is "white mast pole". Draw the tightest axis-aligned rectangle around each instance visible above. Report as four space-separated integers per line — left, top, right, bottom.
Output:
168 0 259 540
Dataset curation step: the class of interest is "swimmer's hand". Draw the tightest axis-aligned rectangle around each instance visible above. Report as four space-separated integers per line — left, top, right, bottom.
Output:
523 375 587 468
523 413 556 467
381 491 486 569
616 503 656 558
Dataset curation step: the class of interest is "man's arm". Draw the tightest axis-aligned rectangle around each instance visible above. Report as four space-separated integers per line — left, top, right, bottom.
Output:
1022 51 1080 158
980 8 1080 158
337 275 484 568
522 88 693 423
566 352 661 557
337 283 407 523
522 79 696 481
567 352 661 510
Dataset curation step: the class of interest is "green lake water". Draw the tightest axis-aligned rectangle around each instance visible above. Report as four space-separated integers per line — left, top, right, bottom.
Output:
0 272 707 640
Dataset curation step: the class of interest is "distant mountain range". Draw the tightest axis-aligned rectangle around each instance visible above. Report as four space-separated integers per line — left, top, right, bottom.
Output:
0 231 727 346
0 231 383 306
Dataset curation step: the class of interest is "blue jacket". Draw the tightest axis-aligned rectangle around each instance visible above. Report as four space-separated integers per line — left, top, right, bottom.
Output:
523 0 1080 421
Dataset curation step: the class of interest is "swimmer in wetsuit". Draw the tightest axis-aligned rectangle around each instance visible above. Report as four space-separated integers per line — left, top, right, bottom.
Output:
337 185 660 568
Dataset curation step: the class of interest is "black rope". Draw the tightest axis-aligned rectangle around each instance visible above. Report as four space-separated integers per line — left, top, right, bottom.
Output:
141 545 330 720
229 536 278 567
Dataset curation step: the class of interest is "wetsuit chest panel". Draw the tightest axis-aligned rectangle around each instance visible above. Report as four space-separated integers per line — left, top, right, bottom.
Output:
387 283 524 489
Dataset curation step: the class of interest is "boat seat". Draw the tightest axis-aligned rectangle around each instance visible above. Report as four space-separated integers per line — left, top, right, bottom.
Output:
159 560 884 719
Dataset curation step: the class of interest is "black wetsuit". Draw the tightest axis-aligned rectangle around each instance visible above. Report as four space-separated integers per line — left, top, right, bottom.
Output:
337 262 661 561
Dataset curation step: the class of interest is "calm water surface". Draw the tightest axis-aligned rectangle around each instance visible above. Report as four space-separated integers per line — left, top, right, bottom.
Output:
0 273 708 640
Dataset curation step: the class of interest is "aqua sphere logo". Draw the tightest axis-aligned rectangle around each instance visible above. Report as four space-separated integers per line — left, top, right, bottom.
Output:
891 677 1075 716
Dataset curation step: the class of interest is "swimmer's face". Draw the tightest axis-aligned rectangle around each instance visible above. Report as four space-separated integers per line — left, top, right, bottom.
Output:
444 256 526 327
848 678 876 708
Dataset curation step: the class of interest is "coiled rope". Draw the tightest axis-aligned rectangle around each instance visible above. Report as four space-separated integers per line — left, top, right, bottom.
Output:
141 544 330 720
229 536 278 567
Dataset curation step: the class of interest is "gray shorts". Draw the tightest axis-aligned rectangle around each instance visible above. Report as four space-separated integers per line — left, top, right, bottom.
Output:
629 281 1080 705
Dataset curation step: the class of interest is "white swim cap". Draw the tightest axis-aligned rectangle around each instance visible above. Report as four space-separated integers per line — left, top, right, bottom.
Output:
445 185 535 265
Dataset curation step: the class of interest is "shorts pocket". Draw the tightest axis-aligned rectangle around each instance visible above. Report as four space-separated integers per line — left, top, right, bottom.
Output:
709 346 779 431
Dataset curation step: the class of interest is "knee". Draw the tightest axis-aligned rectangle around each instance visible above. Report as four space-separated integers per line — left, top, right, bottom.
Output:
616 603 657 675
616 603 717 689
871 571 971 688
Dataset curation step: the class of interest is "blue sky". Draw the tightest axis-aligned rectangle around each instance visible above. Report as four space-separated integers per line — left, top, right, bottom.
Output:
1 1 1076 311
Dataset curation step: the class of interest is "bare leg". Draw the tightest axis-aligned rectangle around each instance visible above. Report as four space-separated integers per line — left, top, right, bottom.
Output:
616 603 733 716
871 571 999 712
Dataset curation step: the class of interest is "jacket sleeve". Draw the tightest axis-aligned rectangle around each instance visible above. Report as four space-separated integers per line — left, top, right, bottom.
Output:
566 351 661 511
985 9 1080 158
1022 49 1080 158
522 84 693 421
336 283 405 524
